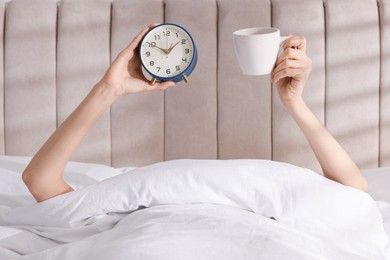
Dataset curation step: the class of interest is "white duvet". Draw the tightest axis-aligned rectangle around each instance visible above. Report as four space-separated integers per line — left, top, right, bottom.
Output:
0 158 389 259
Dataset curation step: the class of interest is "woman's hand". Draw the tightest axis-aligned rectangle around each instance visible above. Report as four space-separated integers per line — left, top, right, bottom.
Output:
100 23 176 96
271 36 367 191
271 35 312 106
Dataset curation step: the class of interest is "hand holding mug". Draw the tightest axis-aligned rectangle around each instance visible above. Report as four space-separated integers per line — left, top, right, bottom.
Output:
272 35 312 106
232 27 311 106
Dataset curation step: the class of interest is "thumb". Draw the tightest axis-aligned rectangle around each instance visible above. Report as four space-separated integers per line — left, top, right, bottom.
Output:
119 23 159 62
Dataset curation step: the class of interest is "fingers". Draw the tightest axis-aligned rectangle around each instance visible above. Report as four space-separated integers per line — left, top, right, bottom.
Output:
283 36 306 52
156 81 176 90
272 35 311 83
143 80 176 92
272 58 312 84
276 48 302 66
273 59 308 76
272 68 305 84
272 56 311 84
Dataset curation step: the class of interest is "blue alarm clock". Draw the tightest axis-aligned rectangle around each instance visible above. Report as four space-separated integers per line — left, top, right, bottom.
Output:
139 23 198 85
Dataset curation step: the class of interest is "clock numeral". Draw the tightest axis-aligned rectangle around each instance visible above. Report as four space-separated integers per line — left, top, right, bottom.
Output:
150 61 154 66
146 51 150 57
154 35 160 41
157 67 161 72
185 48 189 54
163 31 171 37
166 69 171 75
175 65 180 71
146 42 154 47
181 39 186 44
176 32 179 38
182 58 188 62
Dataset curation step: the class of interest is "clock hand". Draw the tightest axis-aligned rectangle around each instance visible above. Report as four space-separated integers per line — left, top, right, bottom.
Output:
146 42 169 54
154 45 170 55
167 41 180 54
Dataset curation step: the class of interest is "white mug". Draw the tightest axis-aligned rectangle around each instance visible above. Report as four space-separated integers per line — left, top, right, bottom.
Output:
232 27 288 75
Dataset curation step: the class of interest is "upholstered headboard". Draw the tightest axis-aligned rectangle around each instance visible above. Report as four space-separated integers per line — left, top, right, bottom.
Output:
0 0 388 173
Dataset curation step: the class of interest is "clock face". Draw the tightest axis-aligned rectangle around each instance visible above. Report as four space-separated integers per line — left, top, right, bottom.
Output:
140 24 195 79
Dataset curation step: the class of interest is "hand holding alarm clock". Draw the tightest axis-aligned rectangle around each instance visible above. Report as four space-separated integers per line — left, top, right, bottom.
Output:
100 23 197 96
139 23 198 85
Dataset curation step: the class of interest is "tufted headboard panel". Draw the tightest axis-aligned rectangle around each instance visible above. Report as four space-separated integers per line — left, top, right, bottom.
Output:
0 0 389 173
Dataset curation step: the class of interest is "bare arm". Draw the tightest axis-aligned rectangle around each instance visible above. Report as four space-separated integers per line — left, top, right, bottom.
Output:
22 24 176 202
271 36 368 191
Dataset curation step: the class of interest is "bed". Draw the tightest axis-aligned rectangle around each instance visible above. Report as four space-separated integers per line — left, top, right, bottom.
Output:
0 156 389 259
0 0 390 259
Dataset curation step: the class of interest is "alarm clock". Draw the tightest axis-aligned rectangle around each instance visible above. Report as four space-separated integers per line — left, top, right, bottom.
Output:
139 23 198 85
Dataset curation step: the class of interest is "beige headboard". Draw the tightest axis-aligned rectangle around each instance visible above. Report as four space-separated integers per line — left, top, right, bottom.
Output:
0 0 388 173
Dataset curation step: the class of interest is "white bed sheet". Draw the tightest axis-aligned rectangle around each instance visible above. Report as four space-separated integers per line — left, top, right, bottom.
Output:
0 156 389 259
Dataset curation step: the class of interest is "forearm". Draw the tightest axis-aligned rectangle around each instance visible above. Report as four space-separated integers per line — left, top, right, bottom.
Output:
285 98 368 191
23 82 119 202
